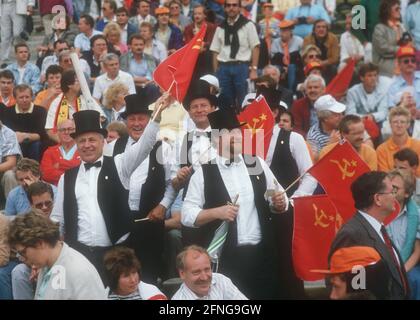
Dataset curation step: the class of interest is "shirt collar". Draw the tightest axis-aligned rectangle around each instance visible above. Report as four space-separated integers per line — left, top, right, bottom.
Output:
359 210 384 234
15 103 34 114
81 156 104 171
181 276 217 300
106 71 120 81
216 153 243 168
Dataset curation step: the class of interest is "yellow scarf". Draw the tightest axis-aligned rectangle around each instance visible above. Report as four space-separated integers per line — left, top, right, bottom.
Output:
54 95 81 129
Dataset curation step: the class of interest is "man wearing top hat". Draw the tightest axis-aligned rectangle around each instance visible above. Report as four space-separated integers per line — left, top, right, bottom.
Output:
50 94 170 280
181 108 290 299
106 92 176 284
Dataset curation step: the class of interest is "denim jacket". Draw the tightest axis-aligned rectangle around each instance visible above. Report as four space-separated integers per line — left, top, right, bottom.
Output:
6 62 42 94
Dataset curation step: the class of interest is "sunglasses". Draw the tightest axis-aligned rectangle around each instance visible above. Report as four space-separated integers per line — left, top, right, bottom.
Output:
58 127 75 133
225 3 239 7
401 57 416 65
308 54 320 59
34 200 53 210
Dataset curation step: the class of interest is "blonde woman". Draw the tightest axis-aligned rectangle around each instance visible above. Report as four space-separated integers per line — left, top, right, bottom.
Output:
103 82 129 123
103 22 128 55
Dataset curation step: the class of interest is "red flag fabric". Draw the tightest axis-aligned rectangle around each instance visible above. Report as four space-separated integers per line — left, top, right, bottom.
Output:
293 194 342 281
237 95 275 159
325 58 356 100
308 141 370 221
153 24 207 102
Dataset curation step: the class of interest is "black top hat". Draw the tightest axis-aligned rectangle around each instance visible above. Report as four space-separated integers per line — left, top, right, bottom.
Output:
183 80 218 110
207 108 244 131
121 92 152 119
70 110 108 139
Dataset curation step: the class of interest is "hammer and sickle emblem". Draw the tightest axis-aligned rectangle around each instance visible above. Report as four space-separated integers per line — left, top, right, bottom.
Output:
329 159 357 180
244 113 267 136
313 204 334 228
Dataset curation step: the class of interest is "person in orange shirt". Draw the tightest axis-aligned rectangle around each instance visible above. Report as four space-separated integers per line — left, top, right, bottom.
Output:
376 107 420 176
34 65 63 110
319 115 378 170
0 70 15 107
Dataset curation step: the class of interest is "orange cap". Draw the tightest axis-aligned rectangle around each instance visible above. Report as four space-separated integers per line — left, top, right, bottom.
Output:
396 46 416 59
262 3 274 8
155 6 170 15
311 246 381 274
279 20 295 29
304 61 322 76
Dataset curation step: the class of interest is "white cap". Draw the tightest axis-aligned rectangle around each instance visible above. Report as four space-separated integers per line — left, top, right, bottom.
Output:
241 93 256 108
314 94 346 113
393 86 415 105
279 100 288 109
200 74 220 91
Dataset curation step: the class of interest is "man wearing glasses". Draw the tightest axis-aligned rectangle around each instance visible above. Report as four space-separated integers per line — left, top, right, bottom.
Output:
329 171 409 300
388 46 420 110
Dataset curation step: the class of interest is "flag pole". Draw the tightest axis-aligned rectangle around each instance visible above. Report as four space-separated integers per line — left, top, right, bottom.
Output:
151 81 176 122
283 168 310 194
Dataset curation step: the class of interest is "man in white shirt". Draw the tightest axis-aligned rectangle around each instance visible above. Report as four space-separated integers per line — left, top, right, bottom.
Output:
92 53 136 106
181 108 289 299
172 245 247 300
74 14 103 55
50 100 168 281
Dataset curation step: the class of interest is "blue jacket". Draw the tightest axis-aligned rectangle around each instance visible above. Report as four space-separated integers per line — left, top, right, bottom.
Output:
6 63 42 94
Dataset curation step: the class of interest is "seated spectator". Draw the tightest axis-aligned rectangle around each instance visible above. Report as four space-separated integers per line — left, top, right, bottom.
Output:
104 246 167 300
103 82 129 124
116 7 137 46
103 22 129 56
5 158 57 216
1 84 47 161
74 14 103 55
40 120 80 186
40 40 69 83
320 115 378 170
388 46 420 109
0 70 15 108
271 20 303 91
96 0 118 32
93 53 136 105
8 211 107 300
154 6 184 55
169 0 192 33
34 65 63 110
58 50 91 80
346 63 389 127
339 13 365 71
81 35 110 81
393 148 420 206
386 169 420 300
406 0 420 51
172 245 247 300
129 0 157 30
27 181 55 217
140 22 167 64
307 94 344 159
40 15 76 54
262 65 294 108
106 121 128 144
303 19 339 82
258 3 280 46
372 0 405 77
377 106 420 175
6 43 42 94
0 122 20 200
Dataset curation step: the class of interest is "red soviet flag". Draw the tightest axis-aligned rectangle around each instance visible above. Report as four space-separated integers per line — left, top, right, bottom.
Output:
237 95 275 159
308 141 370 222
325 58 356 100
293 194 343 281
153 24 207 102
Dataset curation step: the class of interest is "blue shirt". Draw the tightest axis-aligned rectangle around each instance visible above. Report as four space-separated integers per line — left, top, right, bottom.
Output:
6 62 42 94
387 71 420 109
307 123 330 155
5 184 58 216
0 123 21 163
405 2 420 50
285 4 331 39
74 30 102 52
129 54 153 80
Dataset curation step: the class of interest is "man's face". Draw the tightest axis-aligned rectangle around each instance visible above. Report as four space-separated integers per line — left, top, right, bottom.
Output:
31 192 54 217
279 113 293 130
399 56 416 75
105 59 120 77
375 177 397 215
170 3 181 16
16 170 40 191
314 21 328 38
57 120 76 145
68 78 81 94
15 89 32 110
16 47 29 63
15 242 50 269
390 115 410 137
116 11 129 25
225 0 240 19
329 275 347 300
60 55 73 70
157 13 170 25
138 1 150 17
360 71 378 90
78 18 91 33
193 7 205 23
93 39 108 56
324 112 343 130
0 77 13 96
126 113 150 141
263 67 280 83
394 159 417 176
76 132 105 163
188 98 215 128
140 26 152 40
391 175 408 206
130 38 145 55
262 6 273 18
343 121 365 150
280 28 292 42
306 80 325 102
55 42 69 56
179 251 212 297
102 3 114 18
218 128 242 159
47 73 62 89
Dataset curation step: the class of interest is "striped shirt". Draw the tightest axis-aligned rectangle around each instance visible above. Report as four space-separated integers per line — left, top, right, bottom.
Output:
307 124 330 155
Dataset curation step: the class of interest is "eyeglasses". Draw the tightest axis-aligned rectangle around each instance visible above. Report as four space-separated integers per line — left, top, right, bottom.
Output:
391 120 408 125
308 54 321 59
58 127 75 133
225 3 239 7
34 200 53 210
377 187 398 196
401 58 416 65
15 246 28 260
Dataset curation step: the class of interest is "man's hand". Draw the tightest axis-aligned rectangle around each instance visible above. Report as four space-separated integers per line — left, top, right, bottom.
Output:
15 132 28 144
329 130 341 145
152 92 172 121
214 204 239 222
29 266 39 283
306 16 316 24
272 191 287 213
147 204 167 222
23 171 38 188
173 166 193 190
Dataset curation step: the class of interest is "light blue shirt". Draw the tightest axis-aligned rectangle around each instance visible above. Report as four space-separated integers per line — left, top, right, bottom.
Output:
387 71 420 109
129 54 152 80
405 2 420 50
0 123 21 163
285 4 331 39
6 62 42 94
271 35 303 57
74 30 102 52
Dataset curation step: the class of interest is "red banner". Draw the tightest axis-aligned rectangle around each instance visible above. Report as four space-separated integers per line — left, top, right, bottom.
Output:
325 58 356 100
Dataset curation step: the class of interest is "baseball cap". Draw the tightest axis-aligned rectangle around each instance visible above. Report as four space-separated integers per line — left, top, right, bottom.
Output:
396 46 416 59
311 246 381 274
314 94 346 113
241 92 256 108
200 74 220 92
304 61 322 76
155 6 170 15
279 20 295 29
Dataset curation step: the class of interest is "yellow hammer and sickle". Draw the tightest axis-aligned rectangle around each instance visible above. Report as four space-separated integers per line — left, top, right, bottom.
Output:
330 159 356 180
313 204 331 228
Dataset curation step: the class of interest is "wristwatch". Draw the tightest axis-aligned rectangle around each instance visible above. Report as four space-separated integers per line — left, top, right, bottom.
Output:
249 65 257 70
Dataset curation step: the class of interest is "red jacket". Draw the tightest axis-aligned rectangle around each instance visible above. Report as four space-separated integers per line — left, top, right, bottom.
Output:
291 97 312 138
40 145 81 186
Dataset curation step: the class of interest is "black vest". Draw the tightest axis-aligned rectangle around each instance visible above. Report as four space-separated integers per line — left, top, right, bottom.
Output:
63 157 132 246
269 129 299 197
113 135 129 157
182 155 275 249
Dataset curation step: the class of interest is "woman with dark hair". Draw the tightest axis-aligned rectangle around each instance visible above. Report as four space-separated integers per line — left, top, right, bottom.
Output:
372 0 406 77
104 246 167 300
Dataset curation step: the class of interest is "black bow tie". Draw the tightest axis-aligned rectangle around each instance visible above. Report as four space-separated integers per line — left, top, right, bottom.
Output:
84 161 102 171
194 131 211 138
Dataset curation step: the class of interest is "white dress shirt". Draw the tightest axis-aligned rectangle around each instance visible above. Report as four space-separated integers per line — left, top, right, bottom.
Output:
182 154 288 246
172 273 248 300
265 126 317 197
92 71 136 104
51 121 160 247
